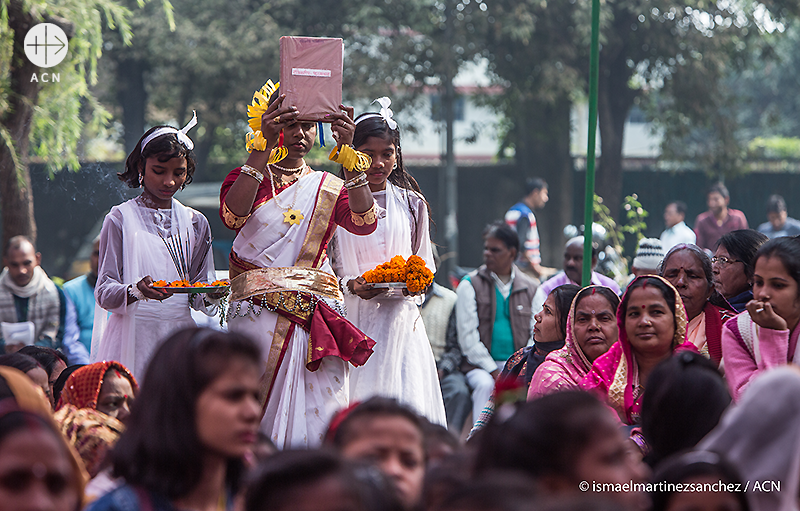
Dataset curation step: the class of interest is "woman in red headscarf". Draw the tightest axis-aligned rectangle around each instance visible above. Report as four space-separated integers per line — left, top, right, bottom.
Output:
55 361 138 478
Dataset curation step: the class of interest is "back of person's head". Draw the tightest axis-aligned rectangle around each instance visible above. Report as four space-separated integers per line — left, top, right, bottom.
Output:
708 182 729 200
18 346 67 377
52 364 84 407
484 221 520 254
650 451 749 511
641 351 731 466
0 352 41 374
432 471 538 511
423 451 475 511
525 177 548 196
475 391 613 479
112 327 260 499
715 229 768 281
535 497 628 511
667 200 687 217
421 419 460 465
755 236 800 293
243 449 404 511
766 194 787 214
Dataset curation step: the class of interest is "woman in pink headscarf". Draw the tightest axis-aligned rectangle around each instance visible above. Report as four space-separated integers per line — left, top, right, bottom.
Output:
581 275 697 425
528 285 619 400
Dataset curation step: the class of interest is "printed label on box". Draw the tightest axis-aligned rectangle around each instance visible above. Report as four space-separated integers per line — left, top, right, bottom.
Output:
292 68 332 78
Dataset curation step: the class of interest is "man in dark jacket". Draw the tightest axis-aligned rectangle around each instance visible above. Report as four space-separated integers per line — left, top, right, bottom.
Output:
455 221 538 425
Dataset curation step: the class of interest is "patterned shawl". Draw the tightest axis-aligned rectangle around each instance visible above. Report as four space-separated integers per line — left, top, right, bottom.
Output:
580 275 697 425
528 285 613 400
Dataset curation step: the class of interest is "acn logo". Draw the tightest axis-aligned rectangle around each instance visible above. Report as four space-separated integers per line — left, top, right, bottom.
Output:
24 23 68 68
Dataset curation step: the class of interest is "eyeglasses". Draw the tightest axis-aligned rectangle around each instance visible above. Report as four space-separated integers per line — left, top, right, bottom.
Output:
710 256 742 266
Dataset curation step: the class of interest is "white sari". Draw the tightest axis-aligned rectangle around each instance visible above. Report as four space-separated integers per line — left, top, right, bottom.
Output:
91 198 217 380
332 183 446 425
227 171 354 448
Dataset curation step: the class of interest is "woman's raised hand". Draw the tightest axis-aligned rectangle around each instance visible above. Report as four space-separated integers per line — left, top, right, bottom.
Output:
746 299 788 331
329 105 356 148
260 94 299 149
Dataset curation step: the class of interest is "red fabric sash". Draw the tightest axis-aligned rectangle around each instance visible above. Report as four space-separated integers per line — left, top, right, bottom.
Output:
307 300 375 371
248 290 375 372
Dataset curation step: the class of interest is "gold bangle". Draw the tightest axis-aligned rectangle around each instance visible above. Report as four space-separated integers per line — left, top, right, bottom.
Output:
350 203 378 226
344 173 367 189
239 165 264 183
222 201 249 230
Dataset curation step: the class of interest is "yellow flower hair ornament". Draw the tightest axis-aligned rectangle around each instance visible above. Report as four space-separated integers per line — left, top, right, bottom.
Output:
245 79 288 163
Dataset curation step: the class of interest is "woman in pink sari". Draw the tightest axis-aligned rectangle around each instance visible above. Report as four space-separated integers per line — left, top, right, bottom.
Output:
581 275 697 425
528 285 619 400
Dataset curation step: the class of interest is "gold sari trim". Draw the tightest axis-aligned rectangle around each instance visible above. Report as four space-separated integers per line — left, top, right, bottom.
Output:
295 173 343 268
608 354 628 417
259 316 293 411
222 201 249 229
230 266 343 303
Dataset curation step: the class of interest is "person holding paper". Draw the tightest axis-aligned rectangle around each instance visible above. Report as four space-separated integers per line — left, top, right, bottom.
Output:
220 80 378 449
329 99 446 425
0 236 67 353
91 117 219 380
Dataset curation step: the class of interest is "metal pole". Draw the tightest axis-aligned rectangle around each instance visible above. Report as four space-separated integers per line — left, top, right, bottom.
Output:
582 0 600 286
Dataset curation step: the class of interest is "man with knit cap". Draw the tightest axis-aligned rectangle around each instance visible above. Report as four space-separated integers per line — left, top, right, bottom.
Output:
631 238 665 277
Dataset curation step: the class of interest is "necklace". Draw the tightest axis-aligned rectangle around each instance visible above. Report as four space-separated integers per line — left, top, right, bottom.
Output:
268 168 304 225
270 161 307 174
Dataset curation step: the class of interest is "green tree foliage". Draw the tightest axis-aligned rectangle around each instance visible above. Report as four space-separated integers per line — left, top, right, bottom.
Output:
0 0 153 245
632 1 800 182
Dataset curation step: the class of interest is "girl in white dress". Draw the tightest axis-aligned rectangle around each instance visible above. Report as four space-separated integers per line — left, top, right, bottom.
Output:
331 98 446 424
91 116 218 379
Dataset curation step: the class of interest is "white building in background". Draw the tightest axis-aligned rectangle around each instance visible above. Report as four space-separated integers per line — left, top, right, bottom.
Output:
571 102 662 161
394 59 662 165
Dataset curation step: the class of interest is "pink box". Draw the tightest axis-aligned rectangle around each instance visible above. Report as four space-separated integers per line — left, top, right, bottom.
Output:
280 36 343 122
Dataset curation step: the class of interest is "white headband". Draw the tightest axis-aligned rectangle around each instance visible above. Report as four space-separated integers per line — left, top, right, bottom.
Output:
355 97 397 130
140 110 198 152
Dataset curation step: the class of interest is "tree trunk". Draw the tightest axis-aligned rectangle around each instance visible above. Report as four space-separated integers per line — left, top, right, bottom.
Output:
193 122 217 177
0 0 40 248
595 39 637 222
117 58 148 154
517 96 573 267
